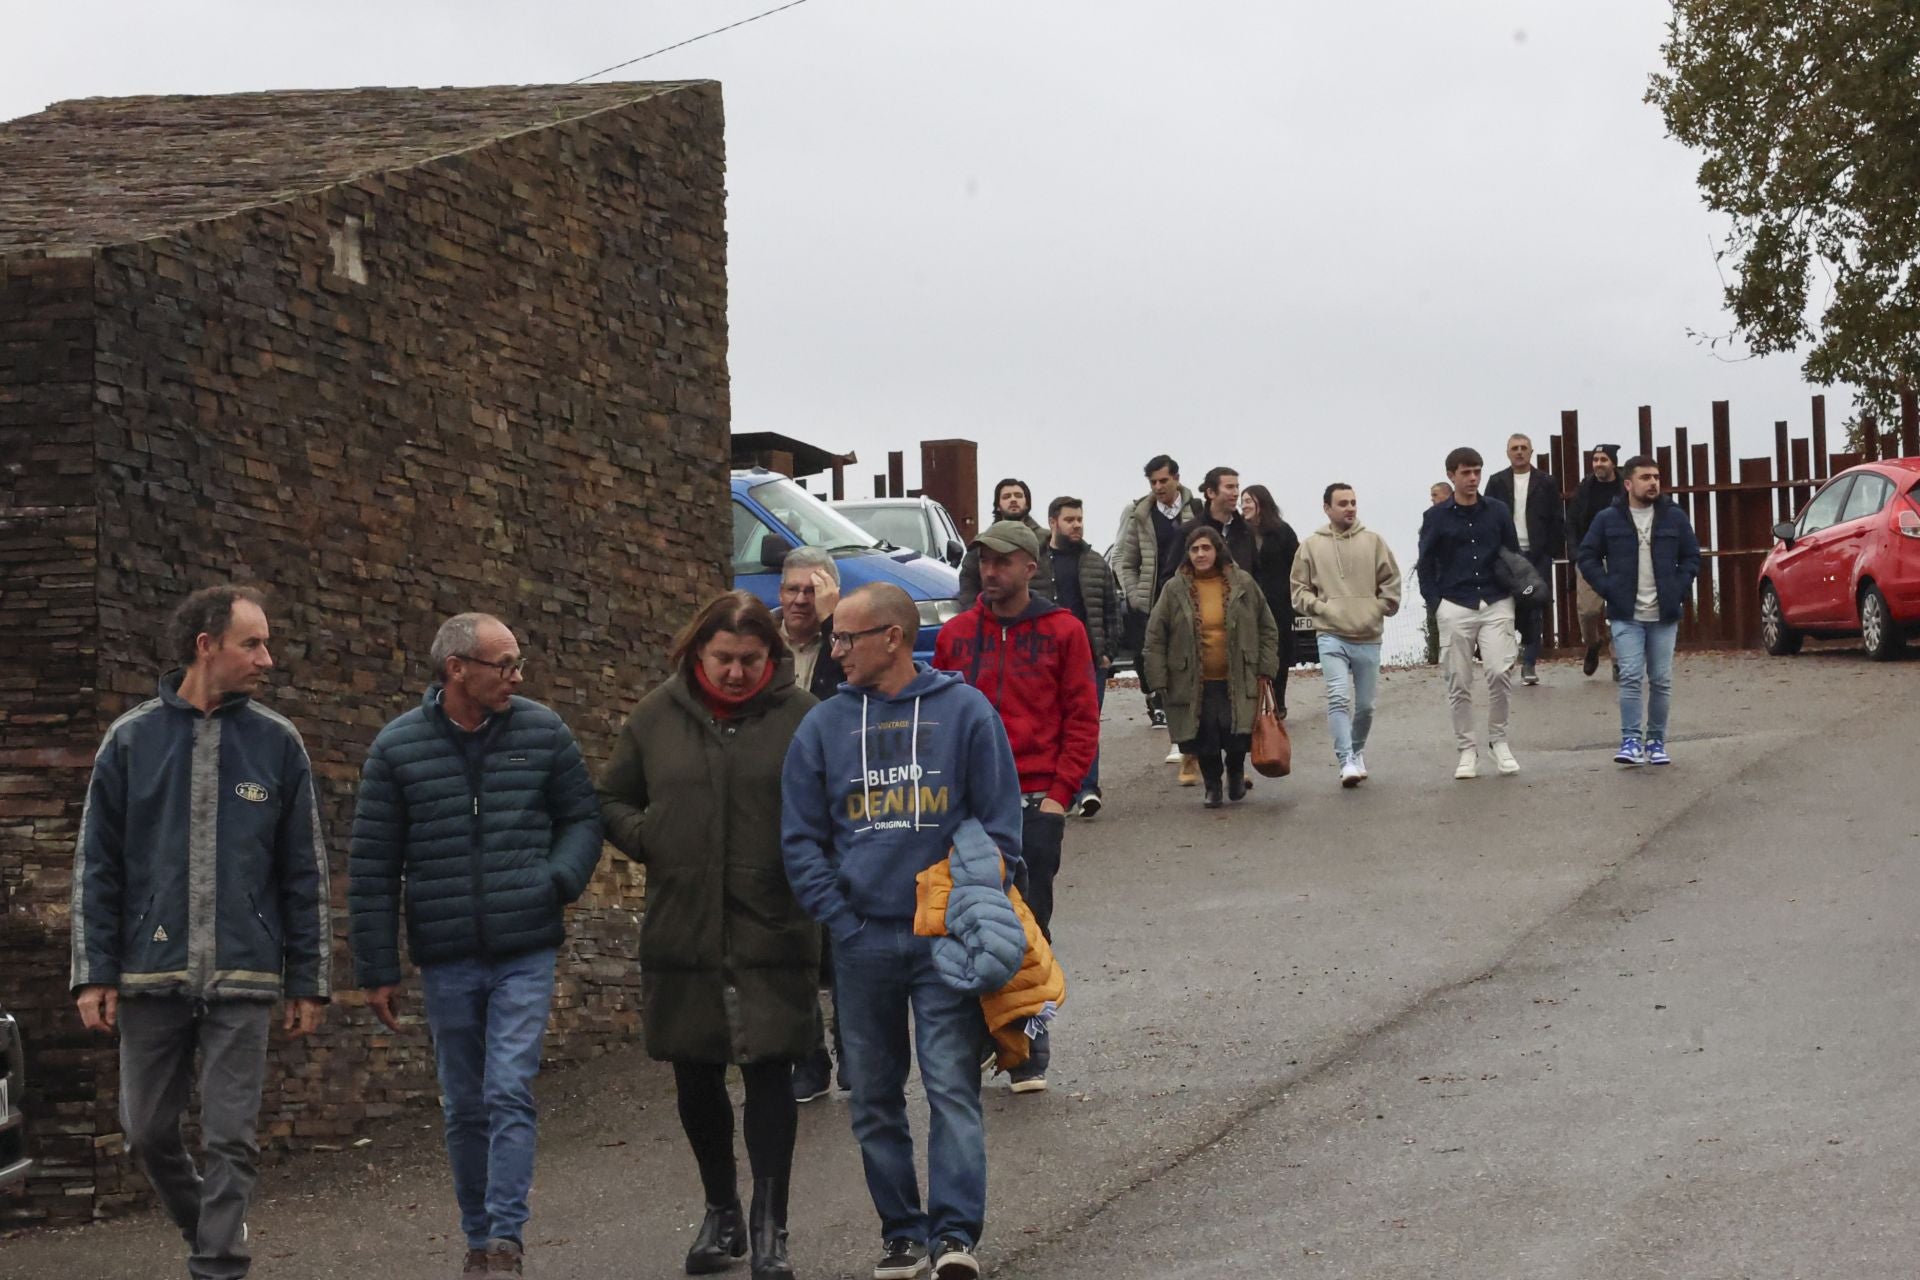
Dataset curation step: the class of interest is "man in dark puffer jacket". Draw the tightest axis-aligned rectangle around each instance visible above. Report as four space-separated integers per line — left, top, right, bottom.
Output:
349 613 602 1279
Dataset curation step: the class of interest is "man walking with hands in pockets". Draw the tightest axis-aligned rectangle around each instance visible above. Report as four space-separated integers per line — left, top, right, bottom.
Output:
1290 484 1402 787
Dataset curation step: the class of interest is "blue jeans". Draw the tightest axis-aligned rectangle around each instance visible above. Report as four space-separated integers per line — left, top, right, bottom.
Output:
1316 635 1381 764
419 946 558 1248
833 918 988 1249
1078 664 1107 801
1611 618 1679 741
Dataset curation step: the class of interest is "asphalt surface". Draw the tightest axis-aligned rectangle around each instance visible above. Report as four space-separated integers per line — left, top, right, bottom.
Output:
4 645 1915 1280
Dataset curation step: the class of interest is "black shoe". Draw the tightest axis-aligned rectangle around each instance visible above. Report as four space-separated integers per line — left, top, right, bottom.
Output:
874 1238 929 1279
932 1238 980 1280
1582 643 1601 676
1149 705 1168 729
749 1178 794 1280
1203 784 1224 809
1521 663 1539 685
1078 792 1102 818
686 1202 747 1274
1226 769 1248 802
792 1046 832 1103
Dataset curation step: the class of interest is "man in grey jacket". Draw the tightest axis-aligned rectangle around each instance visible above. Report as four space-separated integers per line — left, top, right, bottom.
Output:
72 585 331 1280
349 613 603 1278
1113 454 1201 738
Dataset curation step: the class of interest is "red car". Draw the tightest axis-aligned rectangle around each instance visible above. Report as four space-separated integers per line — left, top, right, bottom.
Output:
1759 457 1920 660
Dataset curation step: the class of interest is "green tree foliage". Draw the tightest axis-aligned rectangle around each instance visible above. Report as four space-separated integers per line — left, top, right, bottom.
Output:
1647 1 1920 418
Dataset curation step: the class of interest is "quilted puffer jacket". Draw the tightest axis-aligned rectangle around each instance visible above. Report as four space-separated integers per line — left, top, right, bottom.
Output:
348 687 604 988
914 822 1066 1072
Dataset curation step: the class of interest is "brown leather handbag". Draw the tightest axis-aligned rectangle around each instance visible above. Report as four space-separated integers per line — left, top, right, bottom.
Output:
1251 677 1291 778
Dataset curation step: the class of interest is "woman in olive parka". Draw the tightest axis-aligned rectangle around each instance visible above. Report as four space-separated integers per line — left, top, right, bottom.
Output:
597 590 818 1280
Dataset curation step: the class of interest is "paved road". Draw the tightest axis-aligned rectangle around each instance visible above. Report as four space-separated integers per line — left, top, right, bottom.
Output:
4 647 1914 1279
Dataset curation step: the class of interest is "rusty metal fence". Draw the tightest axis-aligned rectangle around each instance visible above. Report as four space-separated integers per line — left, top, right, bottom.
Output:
1540 393 1920 650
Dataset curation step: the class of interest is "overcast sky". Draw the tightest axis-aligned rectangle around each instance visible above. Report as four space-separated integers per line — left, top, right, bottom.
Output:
6 1 1838 558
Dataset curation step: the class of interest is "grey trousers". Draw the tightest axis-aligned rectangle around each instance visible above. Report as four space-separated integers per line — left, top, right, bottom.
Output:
1438 597 1517 751
119 997 272 1280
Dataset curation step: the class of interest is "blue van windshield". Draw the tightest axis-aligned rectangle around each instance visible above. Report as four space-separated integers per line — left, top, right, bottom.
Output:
747 477 877 552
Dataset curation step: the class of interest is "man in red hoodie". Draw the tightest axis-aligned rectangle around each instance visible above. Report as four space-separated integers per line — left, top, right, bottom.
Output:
935 520 1100 1095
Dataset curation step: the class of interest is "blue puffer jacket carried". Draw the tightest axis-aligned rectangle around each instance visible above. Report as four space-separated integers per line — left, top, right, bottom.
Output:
348 687 604 988
1576 495 1702 624
70 672 332 1003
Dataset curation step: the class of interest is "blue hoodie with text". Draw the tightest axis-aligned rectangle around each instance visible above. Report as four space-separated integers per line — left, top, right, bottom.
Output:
781 664 1024 942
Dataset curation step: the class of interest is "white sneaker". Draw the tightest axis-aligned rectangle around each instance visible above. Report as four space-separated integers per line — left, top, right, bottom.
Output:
1454 749 1478 780
1164 743 1184 764
1352 752 1369 779
1491 742 1520 775
1339 758 1363 788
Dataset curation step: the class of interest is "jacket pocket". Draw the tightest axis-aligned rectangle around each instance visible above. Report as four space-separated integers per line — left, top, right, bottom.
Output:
1317 597 1385 636
247 891 281 946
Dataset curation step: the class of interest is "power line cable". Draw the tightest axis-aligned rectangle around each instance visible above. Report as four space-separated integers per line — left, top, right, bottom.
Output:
571 0 817 83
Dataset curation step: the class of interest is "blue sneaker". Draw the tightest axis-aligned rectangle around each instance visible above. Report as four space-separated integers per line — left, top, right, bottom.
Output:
1614 736 1645 766
1645 739 1670 766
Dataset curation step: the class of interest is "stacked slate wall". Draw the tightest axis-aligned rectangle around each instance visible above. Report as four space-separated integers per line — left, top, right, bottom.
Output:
0 82 729 1225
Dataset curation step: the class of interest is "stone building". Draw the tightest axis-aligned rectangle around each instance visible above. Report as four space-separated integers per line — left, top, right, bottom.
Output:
0 81 729 1224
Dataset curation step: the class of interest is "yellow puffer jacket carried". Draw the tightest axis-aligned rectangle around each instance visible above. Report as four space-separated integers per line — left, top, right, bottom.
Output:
915 857 1067 1071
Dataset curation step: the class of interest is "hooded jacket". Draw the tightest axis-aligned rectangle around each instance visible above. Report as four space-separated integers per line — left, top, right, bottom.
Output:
1143 566 1280 744
70 671 332 1003
957 513 1055 608
597 665 819 1064
933 595 1101 807
1114 486 1202 612
1289 521 1404 643
348 687 603 987
780 665 1025 942
1576 495 1702 624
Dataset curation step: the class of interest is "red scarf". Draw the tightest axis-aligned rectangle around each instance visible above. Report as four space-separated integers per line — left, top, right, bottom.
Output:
693 661 774 719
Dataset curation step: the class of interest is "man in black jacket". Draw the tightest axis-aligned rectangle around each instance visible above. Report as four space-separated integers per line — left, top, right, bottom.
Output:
775 545 846 701
1566 444 1625 677
349 613 602 1278
1196 466 1256 571
957 478 1054 607
1484 433 1567 686
72 585 331 1280
1045 495 1120 817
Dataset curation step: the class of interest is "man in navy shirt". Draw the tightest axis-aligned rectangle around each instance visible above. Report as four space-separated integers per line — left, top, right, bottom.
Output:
1417 447 1524 780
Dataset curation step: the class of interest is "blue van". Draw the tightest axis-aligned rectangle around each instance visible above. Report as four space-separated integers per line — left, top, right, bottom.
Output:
731 469 963 658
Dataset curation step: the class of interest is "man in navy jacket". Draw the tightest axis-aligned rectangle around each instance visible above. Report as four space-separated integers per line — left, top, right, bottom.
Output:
72 585 330 1280
1576 456 1702 767
1417 446 1525 780
349 612 602 1278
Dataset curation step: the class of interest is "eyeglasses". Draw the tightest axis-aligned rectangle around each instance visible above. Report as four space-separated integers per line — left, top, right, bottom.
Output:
456 654 526 676
828 625 893 653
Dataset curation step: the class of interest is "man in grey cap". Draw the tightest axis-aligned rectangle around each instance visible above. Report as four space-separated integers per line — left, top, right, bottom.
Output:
935 520 1099 1094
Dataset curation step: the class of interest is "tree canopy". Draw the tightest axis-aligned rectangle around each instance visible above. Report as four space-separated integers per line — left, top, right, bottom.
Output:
1647 0 1920 415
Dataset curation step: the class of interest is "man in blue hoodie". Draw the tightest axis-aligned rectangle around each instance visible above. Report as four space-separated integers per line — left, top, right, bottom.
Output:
782 583 1024 1280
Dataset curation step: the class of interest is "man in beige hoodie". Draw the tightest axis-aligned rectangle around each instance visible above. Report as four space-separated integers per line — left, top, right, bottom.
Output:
1290 484 1403 787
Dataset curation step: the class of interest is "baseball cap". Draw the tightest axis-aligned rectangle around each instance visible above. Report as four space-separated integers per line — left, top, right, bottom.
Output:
973 519 1040 560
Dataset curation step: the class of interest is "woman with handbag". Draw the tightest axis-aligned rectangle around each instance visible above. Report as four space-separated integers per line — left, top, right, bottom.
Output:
596 591 819 1280
1144 525 1281 808
1240 484 1300 717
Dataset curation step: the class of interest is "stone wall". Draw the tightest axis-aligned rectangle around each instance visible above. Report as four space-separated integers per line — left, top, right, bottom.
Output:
0 83 730 1225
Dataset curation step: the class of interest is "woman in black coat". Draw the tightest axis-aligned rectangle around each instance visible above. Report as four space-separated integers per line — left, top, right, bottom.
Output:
1242 484 1300 716
597 591 818 1280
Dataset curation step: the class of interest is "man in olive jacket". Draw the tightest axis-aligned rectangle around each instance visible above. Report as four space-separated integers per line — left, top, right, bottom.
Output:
348 612 602 1278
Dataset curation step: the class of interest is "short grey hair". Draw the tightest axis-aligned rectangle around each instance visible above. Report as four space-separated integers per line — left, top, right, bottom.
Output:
780 545 839 585
431 612 503 681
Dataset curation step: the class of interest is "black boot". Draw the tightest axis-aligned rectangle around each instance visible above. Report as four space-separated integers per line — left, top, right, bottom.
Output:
1203 783 1224 809
1226 764 1249 802
686 1201 747 1275
749 1179 795 1280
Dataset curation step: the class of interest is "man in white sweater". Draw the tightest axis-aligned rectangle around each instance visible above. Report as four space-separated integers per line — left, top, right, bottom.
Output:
1290 484 1404 787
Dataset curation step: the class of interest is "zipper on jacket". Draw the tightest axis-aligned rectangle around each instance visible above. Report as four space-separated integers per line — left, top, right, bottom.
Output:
467 758 489 955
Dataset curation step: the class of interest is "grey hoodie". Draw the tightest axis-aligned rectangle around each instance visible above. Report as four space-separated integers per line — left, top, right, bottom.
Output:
1289 521 1404 643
